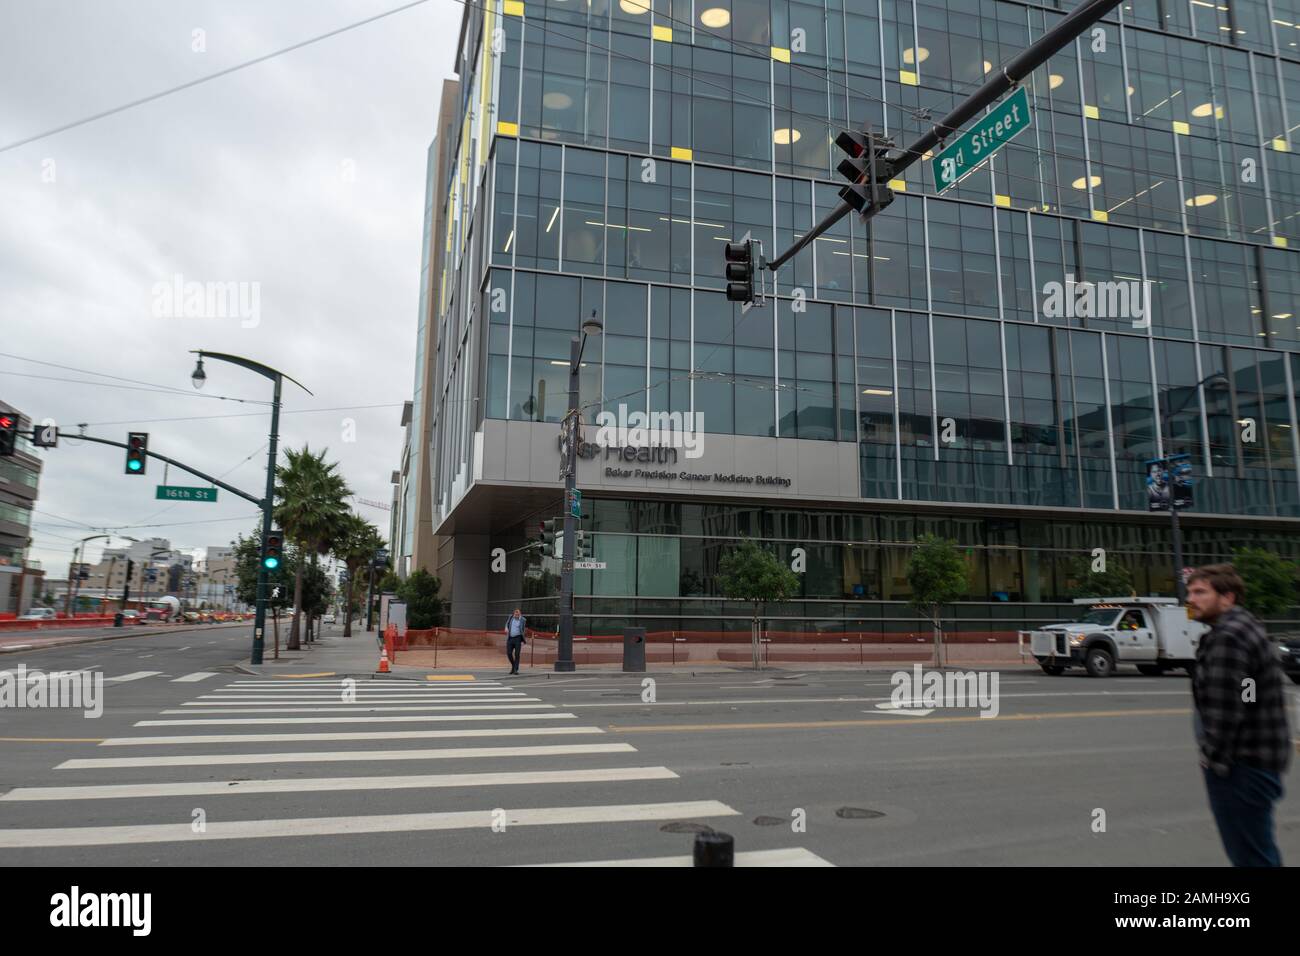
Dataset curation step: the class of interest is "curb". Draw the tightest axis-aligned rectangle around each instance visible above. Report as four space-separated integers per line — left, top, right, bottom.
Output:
0 621 247 655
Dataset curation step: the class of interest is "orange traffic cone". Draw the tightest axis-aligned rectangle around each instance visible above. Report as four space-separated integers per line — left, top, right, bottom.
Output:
377 646 391 673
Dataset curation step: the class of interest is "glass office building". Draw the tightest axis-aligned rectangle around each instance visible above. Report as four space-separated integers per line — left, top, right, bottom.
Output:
420 0 1300 634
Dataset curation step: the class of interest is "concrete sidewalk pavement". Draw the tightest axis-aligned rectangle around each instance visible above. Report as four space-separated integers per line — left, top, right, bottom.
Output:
234 627 1041 678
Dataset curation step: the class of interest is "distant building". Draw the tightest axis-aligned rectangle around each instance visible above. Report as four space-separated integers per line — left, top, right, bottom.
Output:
0 400 43 614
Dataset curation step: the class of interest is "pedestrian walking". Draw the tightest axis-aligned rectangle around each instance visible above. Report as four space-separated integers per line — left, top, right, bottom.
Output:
504 608 526 675
1186 564 1292 867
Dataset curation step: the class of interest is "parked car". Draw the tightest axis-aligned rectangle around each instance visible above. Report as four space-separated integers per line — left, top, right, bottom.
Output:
1277 635 1300 685
323 612 336 624
18 607 57 621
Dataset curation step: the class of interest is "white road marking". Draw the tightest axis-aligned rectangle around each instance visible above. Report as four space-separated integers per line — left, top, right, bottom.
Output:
106 672 162 682
100 726 606 746
162 704 555 714
173 672 218 683
0 800 739 848
58 742 637 769
192 697 527 702
528 847 834 867
5 766 677 801
562 690 1194 708
136 712 579 726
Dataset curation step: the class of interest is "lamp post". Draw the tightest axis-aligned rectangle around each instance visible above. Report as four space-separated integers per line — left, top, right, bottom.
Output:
66 534 110 617
1158 372 1230 602
555 311 603 672
190 350 311 664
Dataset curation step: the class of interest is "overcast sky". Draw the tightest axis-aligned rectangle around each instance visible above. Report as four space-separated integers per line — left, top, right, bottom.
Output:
0 0 462 574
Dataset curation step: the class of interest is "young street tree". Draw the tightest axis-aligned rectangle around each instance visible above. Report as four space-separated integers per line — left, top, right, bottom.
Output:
274 445 351 650
1066 554 1135 599
396 568 445 630
905 534 970 668
1231 547 1298 618
332 512 385 638
716 537 800 670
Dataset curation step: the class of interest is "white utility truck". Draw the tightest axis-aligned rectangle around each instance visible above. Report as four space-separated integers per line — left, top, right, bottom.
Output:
1022 597 1208 678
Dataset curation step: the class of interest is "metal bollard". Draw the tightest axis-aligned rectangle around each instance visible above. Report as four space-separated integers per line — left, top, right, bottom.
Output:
693 831 734 867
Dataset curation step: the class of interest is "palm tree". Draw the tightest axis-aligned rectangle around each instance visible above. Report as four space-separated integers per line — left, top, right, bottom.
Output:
333 513 384 638
274 446 351 650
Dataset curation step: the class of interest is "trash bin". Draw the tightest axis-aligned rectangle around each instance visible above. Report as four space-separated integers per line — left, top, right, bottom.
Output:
622 627 646 672
113 612 124 628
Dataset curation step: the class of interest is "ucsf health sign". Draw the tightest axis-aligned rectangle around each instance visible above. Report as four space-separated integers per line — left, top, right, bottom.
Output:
932 86 1032 193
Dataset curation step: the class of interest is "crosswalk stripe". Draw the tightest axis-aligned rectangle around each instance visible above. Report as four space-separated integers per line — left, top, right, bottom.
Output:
100 726 605 746
173 673 219 683
227 681 500 688
527 847 835 867
194 694 528 701
0 801 739 848
58 742 637 769
106 672 162 682
4 766 678 801
136 713 579 726
161 704 555 714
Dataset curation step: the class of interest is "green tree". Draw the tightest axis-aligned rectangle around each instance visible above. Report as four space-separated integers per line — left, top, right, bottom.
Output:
716 537 800 669
905 535 971 667
331 513 385 637
1230 547 1298 618
274 446 351 650
1065 553 1135 599
396 569 445 630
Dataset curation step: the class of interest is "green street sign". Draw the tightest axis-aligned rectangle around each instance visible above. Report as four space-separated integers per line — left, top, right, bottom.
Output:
155 485 217 502
932 86 1032 193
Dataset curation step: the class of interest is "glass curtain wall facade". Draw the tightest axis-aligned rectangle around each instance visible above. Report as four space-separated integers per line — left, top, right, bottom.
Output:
428 0 1300 632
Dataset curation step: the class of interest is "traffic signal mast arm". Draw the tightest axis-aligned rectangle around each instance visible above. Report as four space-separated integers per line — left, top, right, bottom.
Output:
61 434 265 507
765 0 1124 272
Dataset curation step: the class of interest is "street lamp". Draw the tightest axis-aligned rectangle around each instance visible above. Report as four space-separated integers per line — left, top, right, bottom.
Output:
190 350 311 664
1158 372 1230 602
555 310 603 672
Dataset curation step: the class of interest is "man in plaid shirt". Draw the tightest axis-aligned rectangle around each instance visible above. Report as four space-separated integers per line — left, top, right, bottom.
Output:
1187 564 1292 867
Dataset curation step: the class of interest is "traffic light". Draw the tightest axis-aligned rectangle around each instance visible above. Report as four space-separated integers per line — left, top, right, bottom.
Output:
0 414 16 457
725 239 770 306
125 432 148 475
541 519 560 558
262 530 284 571
574 530 588 561
835 123 894 218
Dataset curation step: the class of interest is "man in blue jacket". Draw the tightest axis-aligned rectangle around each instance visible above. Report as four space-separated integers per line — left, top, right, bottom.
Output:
504 608 526 675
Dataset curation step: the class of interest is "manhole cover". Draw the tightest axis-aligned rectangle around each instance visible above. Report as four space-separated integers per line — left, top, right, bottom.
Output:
659 821 715 834
836 806 887 819
752 816 785 826
720 761 749 767
600 692 641 698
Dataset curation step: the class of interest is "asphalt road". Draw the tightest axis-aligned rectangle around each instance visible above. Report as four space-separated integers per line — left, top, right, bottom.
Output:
1 624 1297 866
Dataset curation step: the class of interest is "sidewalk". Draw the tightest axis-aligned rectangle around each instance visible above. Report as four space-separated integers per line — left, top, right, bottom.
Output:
235 629 1041 678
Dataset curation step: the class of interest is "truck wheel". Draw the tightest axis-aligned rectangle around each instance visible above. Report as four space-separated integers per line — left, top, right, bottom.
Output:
1136 664 1164 676
1084 647 1115 678
1040 664 1065 676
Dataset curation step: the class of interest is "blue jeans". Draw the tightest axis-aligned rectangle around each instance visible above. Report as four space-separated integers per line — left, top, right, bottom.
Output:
1202 763 1285 867
506 636 523 672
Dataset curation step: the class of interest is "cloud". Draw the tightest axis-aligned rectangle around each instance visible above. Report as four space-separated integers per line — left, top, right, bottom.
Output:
0 0 460 571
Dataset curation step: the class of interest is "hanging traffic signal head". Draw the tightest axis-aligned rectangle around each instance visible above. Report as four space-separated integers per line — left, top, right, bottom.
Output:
724 240 755 303
125 432 148 475
835 123 894 218
0 415 16 457
262 530 284 570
